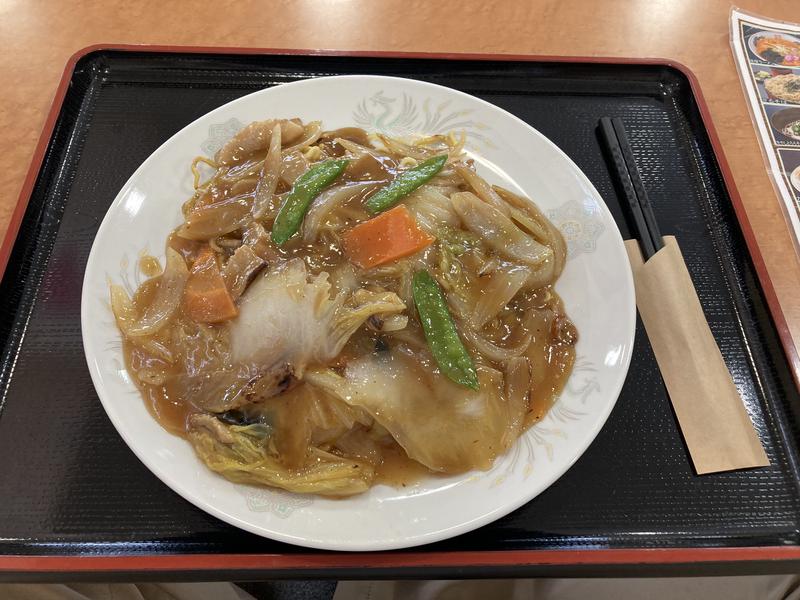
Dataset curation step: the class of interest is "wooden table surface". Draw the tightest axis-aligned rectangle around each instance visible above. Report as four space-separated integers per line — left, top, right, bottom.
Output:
2 0 799 363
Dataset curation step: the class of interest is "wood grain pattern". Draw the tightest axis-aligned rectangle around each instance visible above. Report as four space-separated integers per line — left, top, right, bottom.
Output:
1 0 799 349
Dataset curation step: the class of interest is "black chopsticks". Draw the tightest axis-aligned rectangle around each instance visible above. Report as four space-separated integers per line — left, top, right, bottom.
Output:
598 117 664 260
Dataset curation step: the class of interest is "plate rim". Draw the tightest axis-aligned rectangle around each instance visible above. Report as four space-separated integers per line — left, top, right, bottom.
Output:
80 74 636 551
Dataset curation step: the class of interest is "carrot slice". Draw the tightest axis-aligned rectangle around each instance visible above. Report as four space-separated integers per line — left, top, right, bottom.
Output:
183 247 239 323
342 205 435 269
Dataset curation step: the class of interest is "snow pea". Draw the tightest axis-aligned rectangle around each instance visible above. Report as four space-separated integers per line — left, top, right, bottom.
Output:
412 269 479 390
365 154 447 215
271 158 349 245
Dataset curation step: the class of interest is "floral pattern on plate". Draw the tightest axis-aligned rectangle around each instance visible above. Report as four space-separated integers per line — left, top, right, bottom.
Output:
353 92 495 150
236 485 314 517
548 200 606 257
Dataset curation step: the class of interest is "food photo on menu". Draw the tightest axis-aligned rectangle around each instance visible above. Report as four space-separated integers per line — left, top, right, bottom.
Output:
733 10 800 243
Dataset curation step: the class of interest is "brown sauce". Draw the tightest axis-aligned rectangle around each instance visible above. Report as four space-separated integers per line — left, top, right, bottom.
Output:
525 342 575 427
146 385 191 437
123 339 190 437
116 123 578 496
123 275 193 436
138 254 162 278
375 443 437 488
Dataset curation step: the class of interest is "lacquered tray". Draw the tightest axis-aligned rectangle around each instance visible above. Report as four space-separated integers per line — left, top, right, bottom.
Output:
1 47 799 581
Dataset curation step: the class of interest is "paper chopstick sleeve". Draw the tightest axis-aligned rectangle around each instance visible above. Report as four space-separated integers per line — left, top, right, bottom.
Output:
625 236 769 474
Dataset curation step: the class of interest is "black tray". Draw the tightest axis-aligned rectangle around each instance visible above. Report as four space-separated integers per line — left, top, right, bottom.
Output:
2 48 800 581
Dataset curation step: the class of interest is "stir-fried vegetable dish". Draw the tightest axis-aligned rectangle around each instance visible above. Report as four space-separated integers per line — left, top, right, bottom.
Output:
110 118 577 496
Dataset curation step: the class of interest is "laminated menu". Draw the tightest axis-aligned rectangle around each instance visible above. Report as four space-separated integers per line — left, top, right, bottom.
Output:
731 8 800 250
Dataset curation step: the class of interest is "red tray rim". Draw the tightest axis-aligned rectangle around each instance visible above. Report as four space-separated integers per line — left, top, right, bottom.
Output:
1 43 798 572
2 546 800 574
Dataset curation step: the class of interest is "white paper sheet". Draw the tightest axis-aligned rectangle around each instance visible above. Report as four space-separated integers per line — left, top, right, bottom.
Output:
731 8 800 252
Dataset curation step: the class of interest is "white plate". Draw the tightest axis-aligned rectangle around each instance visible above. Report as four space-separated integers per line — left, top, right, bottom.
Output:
81 75 635 551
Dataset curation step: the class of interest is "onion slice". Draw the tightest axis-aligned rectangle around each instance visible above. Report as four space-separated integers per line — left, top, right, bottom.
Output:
470 266 531 329
126 248 189 337
252 125 282 219
450 191 552 267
